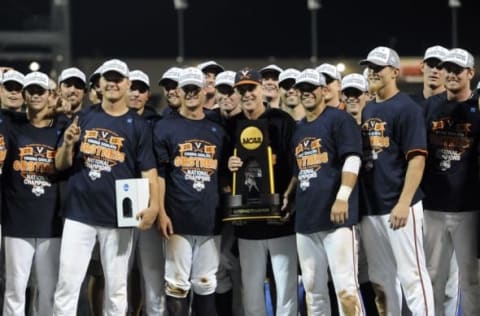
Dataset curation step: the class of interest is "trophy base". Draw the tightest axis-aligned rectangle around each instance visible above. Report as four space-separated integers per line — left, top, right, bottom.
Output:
223 194 282 222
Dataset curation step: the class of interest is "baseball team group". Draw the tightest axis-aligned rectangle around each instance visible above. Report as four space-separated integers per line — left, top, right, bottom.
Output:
0 44 478 316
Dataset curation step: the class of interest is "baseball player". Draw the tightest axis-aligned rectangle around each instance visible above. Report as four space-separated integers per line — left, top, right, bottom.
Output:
259 64 283 109
158 66 182 117
53 59 160 315
154 67 227 316
197 60 224 110
359 46 434 316
422 48 480 316
127 69 166 316
227 68 298 316
278 68 304 121
1 71 64 316
88 65 103 104
0 70 25 112
58 67 87 118
283 68 363 315
341 73 369 125
410 45 449 106
316 63 346 110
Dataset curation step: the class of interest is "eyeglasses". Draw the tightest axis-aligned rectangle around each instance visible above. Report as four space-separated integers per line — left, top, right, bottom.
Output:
216 85 235 96
343 88 364 99
367 64 387 73
102 72 126 83
130 82 149 94
295 83 318 94
3 81 23 92
62 78 86 90
25 85 47 96
424 59 443 70
443 63 465 75
236 84 257 95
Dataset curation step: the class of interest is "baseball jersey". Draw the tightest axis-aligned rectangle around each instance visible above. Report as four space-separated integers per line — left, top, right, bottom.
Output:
62 104 156 227
360 92 427 215
228 107 296 240
422 92 480 211
153 114 227 236
2 115 65 237
292 107 362 233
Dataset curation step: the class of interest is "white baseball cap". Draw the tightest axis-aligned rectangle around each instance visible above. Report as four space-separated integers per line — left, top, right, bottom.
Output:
178 67 205 88
215 70 236 87
279 68 301 85
1 70 25 86
441 48 475 68
24 72 50 89
197 60 224 75
259 64 283 77
423 45 449 61
129 70 150 87
360 46 401 69
341 73 368 92
58 67 86 84
316 63 342 81
158 67 182 86
101 59 129 77
294 69 326 87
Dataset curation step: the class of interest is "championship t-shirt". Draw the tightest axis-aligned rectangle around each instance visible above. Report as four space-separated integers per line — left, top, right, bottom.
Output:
360 92 427 215
63 105 156 227
422 92 480 211
153 115 227 236
2 116 64 237
293 107 362 233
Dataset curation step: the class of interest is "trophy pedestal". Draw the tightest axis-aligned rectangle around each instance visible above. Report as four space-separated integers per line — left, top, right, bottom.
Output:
223 193 282 222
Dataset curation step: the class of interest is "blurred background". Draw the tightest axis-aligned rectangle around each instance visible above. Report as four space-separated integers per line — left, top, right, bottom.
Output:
0 0 476 108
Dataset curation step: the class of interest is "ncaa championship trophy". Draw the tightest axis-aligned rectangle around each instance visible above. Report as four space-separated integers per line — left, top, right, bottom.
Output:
224 119 281 223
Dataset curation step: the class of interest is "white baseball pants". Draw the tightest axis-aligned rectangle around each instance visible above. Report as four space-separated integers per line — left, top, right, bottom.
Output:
164 234 219 297
53 219 133 316
423 210 480 316
2 237 60 316
297 227 364 316
360 201 434 316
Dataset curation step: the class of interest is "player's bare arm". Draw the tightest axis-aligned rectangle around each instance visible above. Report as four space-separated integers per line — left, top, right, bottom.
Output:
390 154 425 230
331 155 360 224
136 168 160 231
156 175 173 239
55 116 80 171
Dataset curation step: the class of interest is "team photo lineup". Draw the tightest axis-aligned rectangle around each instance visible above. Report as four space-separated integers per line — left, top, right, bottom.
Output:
0 45 478 316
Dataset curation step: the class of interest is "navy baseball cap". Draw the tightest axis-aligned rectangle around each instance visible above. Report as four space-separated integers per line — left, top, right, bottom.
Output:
234 68 262 87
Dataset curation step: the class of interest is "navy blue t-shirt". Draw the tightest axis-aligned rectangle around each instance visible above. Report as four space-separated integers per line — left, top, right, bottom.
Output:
2 116 64 237
153 114 227 236
360 92 427 215
293 107 362 233
63 105 156 227
0 111 11 223
422 92 480 211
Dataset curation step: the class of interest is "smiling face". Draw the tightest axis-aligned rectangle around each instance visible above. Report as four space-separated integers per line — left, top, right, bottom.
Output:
261 71 280 101
443 62 474 95
179 85 206 111
60 77 86 111
100 71 130 103
236 83 264 115
128 81 150 112
1 81 24 111
366 64 398 98
24 85 49 112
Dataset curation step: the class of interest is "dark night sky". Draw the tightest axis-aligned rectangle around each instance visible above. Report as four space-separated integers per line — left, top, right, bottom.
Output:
0 0 477 59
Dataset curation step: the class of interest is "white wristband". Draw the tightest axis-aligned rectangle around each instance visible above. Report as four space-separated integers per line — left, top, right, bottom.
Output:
342 155 361 175
336 185 352 201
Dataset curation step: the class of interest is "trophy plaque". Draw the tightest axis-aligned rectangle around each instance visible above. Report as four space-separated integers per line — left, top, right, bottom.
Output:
223 119 281 222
